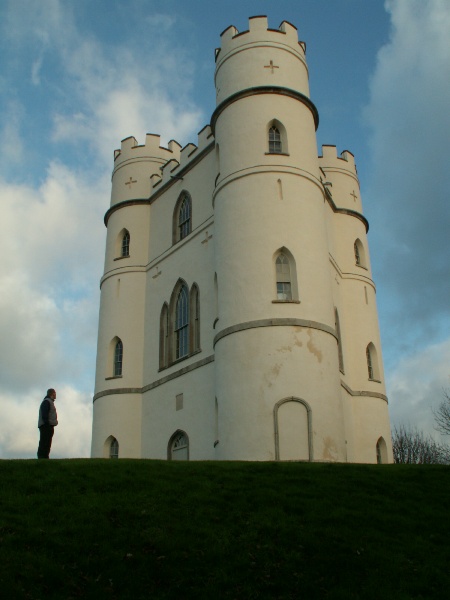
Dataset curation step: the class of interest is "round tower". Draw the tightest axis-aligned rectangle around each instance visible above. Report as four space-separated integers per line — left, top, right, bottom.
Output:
91 135 181 458
318 145 392 463
212 17 346 461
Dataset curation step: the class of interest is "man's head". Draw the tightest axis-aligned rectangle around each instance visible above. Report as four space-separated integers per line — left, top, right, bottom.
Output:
47 388 56 400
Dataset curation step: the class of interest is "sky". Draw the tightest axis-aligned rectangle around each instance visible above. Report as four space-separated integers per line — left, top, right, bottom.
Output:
0 0 449 459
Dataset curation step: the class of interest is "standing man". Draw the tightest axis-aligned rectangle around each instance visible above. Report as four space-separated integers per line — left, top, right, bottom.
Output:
37 388 58 459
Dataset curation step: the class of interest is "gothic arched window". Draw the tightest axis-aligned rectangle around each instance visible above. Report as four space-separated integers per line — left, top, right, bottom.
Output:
121 231 130 257
165 280 201 366
274 248 298 302
110 437 119 459
175 284 189 359
114 339 123 377
269 126 282 154
366 342 380 381
276 253 292 300
173 192 192 244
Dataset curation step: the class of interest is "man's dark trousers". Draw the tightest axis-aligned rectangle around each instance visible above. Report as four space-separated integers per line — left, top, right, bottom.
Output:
37 424 54 459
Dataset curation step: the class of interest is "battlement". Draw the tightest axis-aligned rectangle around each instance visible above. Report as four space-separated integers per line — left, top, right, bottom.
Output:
152 125 214 190
216 16 306 63
318 145 357 175
113 134 182 168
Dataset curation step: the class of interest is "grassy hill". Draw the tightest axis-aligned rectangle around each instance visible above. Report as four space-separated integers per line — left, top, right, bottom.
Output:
0 460 448 599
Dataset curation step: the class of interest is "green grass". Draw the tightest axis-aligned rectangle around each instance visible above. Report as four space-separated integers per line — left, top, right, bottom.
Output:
0 461 448 599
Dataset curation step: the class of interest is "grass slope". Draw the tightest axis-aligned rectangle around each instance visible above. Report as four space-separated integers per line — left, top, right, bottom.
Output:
0 460 448 599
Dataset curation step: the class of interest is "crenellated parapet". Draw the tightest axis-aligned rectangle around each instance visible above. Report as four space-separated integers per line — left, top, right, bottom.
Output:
113 134 180 167
214 16 310 107
319 145 357 175
319 145 363 214
110 135 181 207
151 125 214 191
216 16 305 63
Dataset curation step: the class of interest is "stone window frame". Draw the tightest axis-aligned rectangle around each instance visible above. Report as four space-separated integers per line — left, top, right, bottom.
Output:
172 191 192 245
266 119 289 155
272 247 300 304
159 280 201 370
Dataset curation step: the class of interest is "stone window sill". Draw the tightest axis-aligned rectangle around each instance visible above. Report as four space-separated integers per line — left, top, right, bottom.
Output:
114 255 130 261
272 299 300 304
105 375 123 380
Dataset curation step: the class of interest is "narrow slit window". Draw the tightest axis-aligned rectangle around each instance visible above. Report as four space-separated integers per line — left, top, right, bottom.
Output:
114 339 123 376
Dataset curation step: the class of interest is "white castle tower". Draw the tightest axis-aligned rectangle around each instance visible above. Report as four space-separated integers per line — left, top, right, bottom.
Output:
91 16 393 463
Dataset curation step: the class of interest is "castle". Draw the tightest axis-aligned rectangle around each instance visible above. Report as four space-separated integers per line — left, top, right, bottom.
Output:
91 16 393 463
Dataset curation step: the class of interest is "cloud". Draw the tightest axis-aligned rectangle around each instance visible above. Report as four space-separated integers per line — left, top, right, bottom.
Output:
0 1 207 458
0 386 92 459
364 0 450 340
388 339 450 440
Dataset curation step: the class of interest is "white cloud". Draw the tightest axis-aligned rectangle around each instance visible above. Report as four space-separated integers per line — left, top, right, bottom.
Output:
388 339 450 441
0 1 206 458
0 386 92 459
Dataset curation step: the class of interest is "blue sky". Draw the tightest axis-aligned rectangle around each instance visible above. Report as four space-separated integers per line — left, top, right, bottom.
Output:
1 0 449 458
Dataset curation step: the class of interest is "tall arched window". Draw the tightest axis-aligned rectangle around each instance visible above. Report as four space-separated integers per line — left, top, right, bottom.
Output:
366 342 380 381
269 126 282 153
159 303 169 370
114 339 123 376
110 437 119 459
376 437 388 464
175 285 189 359
190 284 200 353
121 231 130 257
165 281 201 365
173 192 192 243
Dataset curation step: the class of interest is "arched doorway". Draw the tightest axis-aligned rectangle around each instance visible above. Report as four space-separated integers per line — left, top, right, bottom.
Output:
168 430 189 460
274 397 312 461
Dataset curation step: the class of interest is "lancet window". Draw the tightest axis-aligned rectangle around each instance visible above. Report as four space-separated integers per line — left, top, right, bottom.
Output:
276 253 292 300
175 284 189 359
114 339 123 377
269 126 282 153
110 437 119 459
366 342 380 381
173 192 192 244
121 231 130 257
159 281 201 369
